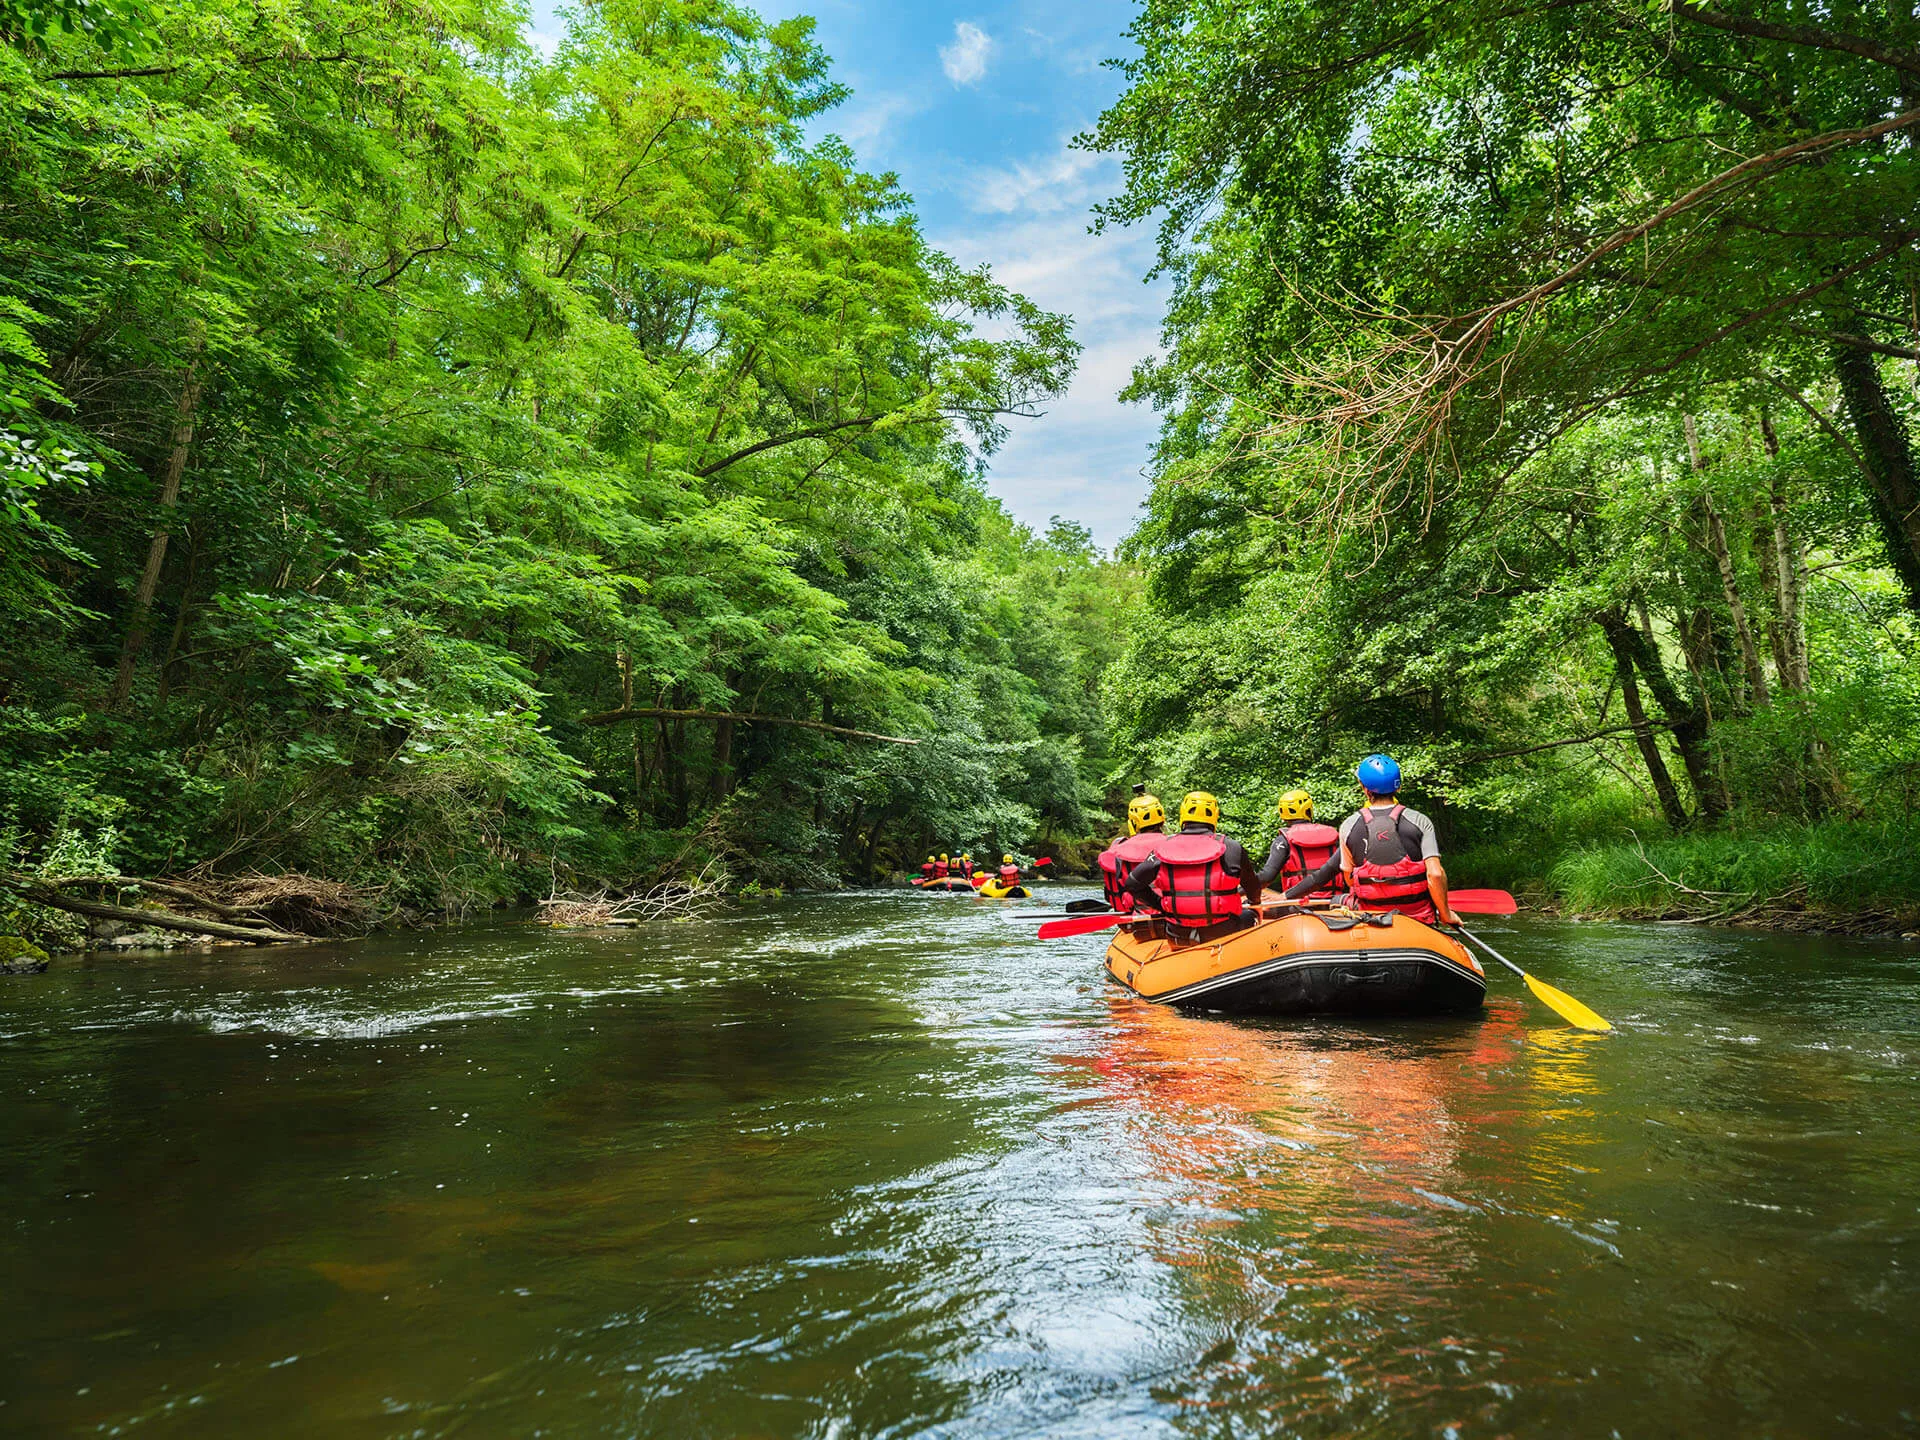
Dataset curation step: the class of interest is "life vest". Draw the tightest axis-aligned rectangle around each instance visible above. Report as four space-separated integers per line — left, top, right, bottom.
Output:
998 863 1020 884
1147 832 1244 923
1278 822 1346 897
1098 832 1162 909
931 861 949 880
1348 804 1434 922
920 862 937 880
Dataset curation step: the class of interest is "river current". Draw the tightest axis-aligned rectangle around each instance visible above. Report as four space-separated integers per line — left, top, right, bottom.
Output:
4 890 1918 1437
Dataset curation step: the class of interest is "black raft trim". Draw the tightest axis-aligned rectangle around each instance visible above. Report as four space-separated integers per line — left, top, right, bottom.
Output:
1146 947 1484 1006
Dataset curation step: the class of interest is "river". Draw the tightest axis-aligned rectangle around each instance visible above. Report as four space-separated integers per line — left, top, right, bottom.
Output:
3 890 1918 1437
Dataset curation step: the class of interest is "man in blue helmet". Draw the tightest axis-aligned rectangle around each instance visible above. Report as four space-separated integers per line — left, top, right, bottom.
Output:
1283 754 1456 925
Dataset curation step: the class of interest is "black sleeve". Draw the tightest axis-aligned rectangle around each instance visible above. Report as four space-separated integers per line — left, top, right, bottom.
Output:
1282 853 1342 900
1257 836 1289 888
1222 840 1264 906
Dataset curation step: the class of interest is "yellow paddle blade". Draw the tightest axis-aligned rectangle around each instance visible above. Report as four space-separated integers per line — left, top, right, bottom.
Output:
1522 971 1613 1032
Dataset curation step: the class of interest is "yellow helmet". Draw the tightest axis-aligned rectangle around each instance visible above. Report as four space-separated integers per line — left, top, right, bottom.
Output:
939 853 948 862
1126 793 1166 835
1277 789 1314 822
926 855 935 863
1179 791 1221 827
1002 853 1014 864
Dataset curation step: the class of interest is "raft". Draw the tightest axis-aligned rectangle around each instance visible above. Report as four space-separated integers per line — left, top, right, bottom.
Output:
1106 907 1485 1018
917 878 979 893
976 881 1032 899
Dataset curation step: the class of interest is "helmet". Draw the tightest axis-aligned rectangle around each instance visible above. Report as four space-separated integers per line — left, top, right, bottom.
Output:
1126 793 1166 835
1277 789 1314 822
1002 853 1014 864
1179 791 1221 827
1356 753 1402 795
939 853 948 862
926 855 935 863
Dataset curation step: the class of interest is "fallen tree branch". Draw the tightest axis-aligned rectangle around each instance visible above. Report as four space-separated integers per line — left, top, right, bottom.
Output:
41 874 259 922
2 874 308 944
577 707 919 745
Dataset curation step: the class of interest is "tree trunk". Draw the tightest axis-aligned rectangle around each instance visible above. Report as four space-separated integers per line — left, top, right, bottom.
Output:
1831 338 1920 612
1687 413 1769 708
111 360 203 705
1757 412 1811 694
711 714 734 802
1600 615 1690 830
1609 614 1729 823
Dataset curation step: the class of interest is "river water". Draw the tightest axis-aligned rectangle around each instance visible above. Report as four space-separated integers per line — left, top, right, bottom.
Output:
3 890 1918 1438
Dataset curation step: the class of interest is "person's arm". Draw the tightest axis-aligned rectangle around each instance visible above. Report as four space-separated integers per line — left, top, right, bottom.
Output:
1229 841 1262 910
1426 856 1456 925
1256 836 1289 888
1282 852 1342 900
1122 854 1162 911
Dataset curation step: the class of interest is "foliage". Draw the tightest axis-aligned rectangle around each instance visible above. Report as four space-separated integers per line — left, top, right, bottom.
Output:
0 0 1127 905
1089 0 1920 907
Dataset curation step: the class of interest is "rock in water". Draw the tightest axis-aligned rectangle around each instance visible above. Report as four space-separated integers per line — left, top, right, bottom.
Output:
0 936 51 974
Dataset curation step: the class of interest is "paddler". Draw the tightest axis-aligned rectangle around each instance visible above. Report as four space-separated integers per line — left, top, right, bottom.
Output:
920 855 938 883
1297 755 1458 924
932 853 951 881
1120 791 1263 926
1257 789 1347 900
996 853 1023 886
1097 791 1165 908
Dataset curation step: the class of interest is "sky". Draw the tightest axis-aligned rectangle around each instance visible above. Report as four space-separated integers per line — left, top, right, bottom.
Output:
527 1 1170 551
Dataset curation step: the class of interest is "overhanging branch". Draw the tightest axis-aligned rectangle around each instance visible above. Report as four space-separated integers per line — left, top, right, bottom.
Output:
578 707 919 745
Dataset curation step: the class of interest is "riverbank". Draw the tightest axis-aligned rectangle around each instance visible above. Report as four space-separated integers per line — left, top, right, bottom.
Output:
1458 818 1920 937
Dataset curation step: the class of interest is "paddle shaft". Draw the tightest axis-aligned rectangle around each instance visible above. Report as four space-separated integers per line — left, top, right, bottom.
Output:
1452 923 1527 981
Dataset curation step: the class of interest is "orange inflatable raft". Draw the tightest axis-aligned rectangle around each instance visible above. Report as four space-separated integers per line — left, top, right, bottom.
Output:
1106 907 1486 1017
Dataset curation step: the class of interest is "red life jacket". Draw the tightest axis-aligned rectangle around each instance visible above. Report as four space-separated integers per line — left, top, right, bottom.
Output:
1148 832 1244 923
931 861 949 880
920 862 937 880
1348 804 1434 922
1278 822 1345 897
1098 832 1162 909
998 863 1020 884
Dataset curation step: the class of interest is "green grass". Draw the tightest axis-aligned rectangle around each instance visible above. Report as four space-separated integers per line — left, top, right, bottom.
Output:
1544 819 1920 926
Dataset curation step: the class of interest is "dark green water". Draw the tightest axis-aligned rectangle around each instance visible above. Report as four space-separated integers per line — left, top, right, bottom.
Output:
4 891 1919 1438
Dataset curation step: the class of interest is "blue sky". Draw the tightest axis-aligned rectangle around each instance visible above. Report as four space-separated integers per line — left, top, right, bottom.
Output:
528 2 1168 551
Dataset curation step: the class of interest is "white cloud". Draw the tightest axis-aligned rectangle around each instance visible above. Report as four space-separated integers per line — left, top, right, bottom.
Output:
828 90 925 166
941 21 994 86
934 185 1171 550
964 144 1103 215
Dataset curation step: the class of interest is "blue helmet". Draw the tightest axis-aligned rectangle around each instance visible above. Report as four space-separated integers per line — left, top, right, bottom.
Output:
1356 753 1402 794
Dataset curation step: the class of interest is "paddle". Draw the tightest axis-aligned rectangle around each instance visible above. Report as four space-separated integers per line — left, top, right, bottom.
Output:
1452 924 1612 1032
1063 897 1111 914
1446 888 1517 914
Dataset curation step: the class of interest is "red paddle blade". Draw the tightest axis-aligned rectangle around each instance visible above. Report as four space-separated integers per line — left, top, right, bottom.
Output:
1036 914 1127 939
1450 889 1518 914
1035 857 1053 865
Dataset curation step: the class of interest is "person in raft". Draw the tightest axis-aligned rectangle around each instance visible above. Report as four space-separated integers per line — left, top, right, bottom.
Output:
1120 791 1264 929
996 853 1024 886
1288 755 1458 924
1255 788 1347 900
932 853 951 881
1098 791 1166 909
921 855 939 883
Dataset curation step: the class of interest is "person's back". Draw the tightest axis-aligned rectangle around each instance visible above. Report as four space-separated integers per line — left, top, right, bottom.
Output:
1123 792 1263 928
1336 755 1455 925
1098 793 1166 908
1257 789 1348 900
932 854 950 881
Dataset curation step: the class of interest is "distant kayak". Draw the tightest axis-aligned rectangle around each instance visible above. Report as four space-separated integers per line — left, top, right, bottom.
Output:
976 881 1032 899
916 878 978 893
1107 908 1485 1017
